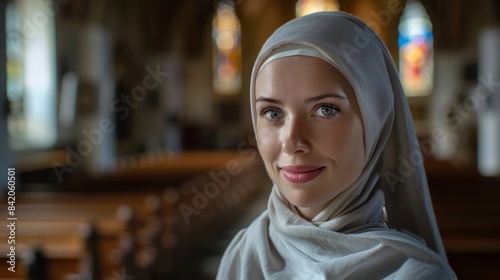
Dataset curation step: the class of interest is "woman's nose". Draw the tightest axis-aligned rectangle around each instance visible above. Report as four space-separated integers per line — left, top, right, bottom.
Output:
282 117 311 155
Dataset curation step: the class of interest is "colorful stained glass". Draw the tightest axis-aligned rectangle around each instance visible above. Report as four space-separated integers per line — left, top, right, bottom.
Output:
398 1 434 97
212 1 242 95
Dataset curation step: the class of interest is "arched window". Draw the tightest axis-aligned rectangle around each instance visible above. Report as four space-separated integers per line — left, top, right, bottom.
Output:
296 0 339 18
212 1 242 95
398 0 434 97
5 0 58 149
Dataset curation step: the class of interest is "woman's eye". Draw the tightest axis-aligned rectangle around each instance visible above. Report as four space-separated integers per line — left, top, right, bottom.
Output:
314 104 339 117
263 109 282 120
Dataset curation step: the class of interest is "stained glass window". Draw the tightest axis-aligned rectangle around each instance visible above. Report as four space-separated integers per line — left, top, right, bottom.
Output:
398 1 434 97
296 0 339 18
212 1 242 95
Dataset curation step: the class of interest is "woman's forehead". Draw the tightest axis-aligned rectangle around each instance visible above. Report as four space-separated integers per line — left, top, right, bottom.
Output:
255 56 355 100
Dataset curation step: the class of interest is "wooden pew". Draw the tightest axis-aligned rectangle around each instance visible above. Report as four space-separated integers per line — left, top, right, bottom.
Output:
425 158 500 279
0 200 172 278
0 152 270 279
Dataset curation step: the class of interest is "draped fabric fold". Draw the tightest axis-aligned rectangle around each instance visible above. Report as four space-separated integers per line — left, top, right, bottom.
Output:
217 11 456 279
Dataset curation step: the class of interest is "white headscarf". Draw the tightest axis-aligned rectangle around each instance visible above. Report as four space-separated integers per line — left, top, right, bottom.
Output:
217 12 456 279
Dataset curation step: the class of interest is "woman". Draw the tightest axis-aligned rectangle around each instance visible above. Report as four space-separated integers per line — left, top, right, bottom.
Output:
217 12 456 279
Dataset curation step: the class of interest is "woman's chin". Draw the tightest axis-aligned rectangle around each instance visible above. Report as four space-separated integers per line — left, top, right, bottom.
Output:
281 190 329 215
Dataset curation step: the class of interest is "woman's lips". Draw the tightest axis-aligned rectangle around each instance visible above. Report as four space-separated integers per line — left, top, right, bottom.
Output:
280 165 325 184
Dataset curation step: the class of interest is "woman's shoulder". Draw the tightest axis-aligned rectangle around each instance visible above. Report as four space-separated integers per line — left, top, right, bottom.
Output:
216 211 270 279
375 230 456 279
224 210 269 253
356 228 457 279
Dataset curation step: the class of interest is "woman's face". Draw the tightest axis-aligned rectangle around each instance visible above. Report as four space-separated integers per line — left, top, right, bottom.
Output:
255 56 365 220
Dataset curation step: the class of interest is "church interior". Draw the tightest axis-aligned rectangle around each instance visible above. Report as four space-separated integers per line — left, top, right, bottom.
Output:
1 0 500 279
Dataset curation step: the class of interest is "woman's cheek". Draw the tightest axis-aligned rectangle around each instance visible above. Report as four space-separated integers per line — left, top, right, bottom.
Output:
256 125 278 155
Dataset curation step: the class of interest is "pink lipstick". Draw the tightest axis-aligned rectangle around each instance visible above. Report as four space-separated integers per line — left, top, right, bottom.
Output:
280 165 325 184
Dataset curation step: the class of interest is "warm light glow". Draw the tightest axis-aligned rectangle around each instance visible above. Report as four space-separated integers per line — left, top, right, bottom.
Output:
296 0 339 18
212 1 242 95
216 31 236 51
398 1 433 97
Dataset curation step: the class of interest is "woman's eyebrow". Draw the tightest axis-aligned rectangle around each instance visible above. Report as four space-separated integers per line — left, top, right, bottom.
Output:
305 93 346 103
255 93 346 105
255 97 283 105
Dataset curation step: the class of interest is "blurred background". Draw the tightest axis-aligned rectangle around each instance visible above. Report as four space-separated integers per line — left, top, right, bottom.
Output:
0 0 499 279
